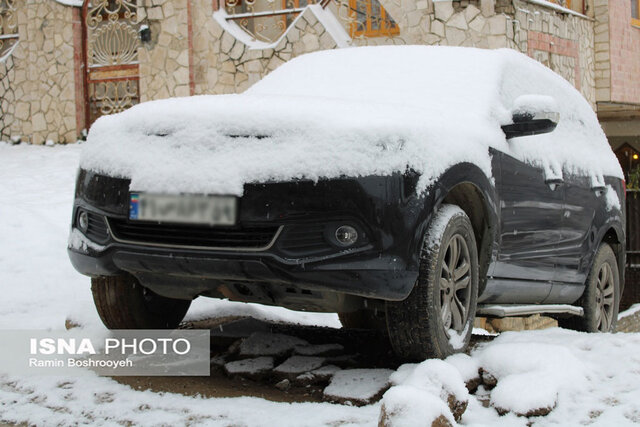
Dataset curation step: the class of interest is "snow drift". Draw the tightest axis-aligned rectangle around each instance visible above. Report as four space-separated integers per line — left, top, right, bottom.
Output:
80 46 621 196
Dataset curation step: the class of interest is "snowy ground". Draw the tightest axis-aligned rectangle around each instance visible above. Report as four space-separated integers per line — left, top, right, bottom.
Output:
1 142 640 426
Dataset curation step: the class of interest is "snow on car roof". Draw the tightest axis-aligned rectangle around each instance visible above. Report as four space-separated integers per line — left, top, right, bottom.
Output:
80 46 621 196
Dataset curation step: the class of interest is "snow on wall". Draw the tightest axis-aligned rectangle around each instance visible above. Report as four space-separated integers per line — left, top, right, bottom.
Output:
53 0 83 6
80 46 622 196
212 4 350 50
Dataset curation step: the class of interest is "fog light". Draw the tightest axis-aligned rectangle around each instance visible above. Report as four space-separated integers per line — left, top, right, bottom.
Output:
335 225 358 247
78 210 89 233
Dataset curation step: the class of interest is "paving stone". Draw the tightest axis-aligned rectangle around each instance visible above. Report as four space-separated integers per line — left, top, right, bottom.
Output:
224 356 274 377
210 355 227 367
326 354 360 368
294 343 344 356
323 368 394 406
239 332 309 358
274 356 326 377
310 364 342 381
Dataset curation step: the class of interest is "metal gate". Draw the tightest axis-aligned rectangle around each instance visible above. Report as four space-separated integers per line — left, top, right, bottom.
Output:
83 0 140 126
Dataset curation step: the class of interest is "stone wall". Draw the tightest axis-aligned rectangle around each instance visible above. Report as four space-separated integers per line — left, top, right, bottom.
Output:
0 0 609 142
212 8 342 94
190 0 223 95
511 0 596 106
379 0 595 104
593 0 610 101
0 53 16 141
9 0 78 144
183 0 595 104
138 0 192 101
378 0 509 48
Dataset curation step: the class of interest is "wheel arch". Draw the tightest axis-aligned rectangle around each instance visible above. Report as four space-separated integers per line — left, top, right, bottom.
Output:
598 224 626 296
414 163 499 296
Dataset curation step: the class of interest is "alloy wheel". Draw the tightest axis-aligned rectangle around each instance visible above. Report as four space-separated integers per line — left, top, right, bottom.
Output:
439 234 472 334
595 262 615 331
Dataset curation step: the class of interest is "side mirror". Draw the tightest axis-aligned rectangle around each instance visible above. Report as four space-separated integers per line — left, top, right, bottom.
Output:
501 95 560 139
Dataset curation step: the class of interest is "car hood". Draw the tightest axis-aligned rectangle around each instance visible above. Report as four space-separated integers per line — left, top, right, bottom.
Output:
80 93 507 196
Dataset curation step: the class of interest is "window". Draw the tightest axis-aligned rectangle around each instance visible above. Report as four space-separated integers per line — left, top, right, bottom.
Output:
283 0 311 7
633 0 640 26
349 0 399 38
548 0 571 8
282 0 312 27
224 0 321 43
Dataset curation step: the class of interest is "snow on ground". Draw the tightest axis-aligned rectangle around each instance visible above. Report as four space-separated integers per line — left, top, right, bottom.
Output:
2 143 640 426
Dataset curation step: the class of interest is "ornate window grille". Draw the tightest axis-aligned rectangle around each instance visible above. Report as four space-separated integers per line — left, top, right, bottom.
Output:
84 0 140 125
0 0 18 59
222 0 399 44
348 0 398 38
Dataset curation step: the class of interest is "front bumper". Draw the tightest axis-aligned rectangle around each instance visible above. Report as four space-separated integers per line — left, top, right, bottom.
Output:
68 169 434 307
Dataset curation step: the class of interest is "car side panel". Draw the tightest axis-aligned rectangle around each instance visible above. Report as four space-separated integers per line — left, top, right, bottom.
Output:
545 176 626 304
492 151 563 283
554 173 597 284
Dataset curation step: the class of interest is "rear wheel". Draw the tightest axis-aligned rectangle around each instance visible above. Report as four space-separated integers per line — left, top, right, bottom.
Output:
386 204 479 361
91 274 191 329
559 243 619 332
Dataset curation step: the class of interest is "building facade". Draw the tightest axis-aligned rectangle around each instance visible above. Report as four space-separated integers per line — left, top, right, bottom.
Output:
1 0 637 145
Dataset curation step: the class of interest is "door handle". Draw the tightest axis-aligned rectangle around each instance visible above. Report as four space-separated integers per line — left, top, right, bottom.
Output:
545 179 565 185
591 186 606 195
545 179 564 190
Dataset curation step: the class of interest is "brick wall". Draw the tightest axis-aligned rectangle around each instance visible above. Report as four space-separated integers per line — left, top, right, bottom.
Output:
608 0 640 104
512 0 596 106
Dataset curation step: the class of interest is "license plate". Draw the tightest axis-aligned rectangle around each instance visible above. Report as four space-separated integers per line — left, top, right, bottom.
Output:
129 193 237 226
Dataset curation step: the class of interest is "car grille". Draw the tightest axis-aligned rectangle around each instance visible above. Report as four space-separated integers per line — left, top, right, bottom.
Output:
85 212 109 243
277 223 333 257
107 218 281 250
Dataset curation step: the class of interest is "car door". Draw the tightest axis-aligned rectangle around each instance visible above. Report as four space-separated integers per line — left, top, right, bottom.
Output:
484 150 564 303
553 172 596 285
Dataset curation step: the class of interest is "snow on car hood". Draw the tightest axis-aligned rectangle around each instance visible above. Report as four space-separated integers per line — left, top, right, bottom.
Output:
80 46 621 196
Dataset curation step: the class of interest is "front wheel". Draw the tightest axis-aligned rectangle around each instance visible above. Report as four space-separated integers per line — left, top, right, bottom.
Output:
91 274 191 329
559 243 619 332
386 204 479 361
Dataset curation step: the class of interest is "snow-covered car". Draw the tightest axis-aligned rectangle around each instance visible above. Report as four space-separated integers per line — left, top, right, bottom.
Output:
68 46 625 360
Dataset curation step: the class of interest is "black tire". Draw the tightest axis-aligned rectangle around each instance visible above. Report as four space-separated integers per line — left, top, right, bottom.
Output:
386 204 479 361
338 309 387 331
558 243 619 332
91 274 192 329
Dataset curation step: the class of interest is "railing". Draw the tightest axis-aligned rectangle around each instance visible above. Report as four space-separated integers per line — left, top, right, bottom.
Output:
0 0 18 60
627 189 640 267
222 0 399 44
